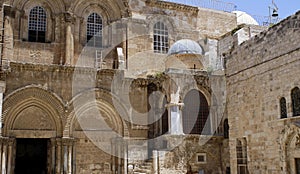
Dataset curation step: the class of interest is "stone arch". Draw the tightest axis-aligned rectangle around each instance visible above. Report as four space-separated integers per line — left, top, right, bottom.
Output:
16 0 61 42
147 15 175 39
74 3 111 47
181 83 211 107
71 0 125 21
280 123 300 173
182 89 210 135
3 86 65 137
147 15 176 48
13 0 65 14
65 88 129 138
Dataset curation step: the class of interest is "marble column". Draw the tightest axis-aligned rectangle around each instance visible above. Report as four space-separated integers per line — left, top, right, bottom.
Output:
55 138 62 174
62 138 75 174
6 138 14 174
1 139 7 174
0 81 6 137
166 89 184 135
0 137 14 174
152 150 158 174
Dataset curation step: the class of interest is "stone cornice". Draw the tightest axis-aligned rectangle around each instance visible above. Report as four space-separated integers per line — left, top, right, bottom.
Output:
6 62 120 76
146 0 199 14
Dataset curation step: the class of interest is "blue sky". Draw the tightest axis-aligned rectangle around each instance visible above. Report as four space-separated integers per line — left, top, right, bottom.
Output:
226 0 300 19
173 0 300 19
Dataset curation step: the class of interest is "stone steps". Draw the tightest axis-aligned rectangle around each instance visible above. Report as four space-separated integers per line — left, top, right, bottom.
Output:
132 160 153 174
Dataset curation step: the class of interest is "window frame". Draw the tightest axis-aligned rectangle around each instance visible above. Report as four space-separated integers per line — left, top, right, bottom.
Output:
280 97 287 119
86 13 103 48
153 21 169 54
182 89 210 135
28 6 47 43
292 87 300 117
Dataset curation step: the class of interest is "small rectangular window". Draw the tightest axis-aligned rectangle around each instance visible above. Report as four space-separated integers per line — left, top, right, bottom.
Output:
196 153 206 163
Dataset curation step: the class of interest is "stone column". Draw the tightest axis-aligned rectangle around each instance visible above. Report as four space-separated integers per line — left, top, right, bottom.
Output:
112 138 124 174
62 138 75 174
166 89 184 135
152 150 158 174
6 138 15 174
64 13 74 66
1 139 7 174
0 81 6 137
55 138 62 174
0 137 14 174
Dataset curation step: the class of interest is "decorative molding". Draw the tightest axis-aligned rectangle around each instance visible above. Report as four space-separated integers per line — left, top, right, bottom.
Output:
146 0 199 14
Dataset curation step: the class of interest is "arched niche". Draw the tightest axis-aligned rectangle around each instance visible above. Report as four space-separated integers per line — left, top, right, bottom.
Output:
65 88 129 138
3 86 65 138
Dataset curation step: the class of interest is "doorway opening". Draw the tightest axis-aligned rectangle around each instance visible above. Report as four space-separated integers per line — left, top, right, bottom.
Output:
14 138 48 174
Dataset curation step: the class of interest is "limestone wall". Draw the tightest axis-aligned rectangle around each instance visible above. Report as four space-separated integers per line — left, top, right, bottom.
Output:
226 11 300 173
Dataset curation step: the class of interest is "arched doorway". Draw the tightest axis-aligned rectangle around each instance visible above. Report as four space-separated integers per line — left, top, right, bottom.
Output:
182 89 210 135
2 86 65 174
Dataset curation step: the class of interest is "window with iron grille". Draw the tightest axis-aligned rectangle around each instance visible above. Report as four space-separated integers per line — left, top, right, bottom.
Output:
280 97 287 118
28 6 47 42
237 139 248 174
292 87 300 116
87 13 103 47
153 22 169 54
182 89 210 135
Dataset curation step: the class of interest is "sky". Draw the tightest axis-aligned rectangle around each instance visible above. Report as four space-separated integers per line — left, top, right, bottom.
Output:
225 0 300 19
172 0 300 20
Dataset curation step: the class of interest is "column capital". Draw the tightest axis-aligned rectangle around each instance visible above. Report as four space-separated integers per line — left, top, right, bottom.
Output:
62 137 76 146
0 81 6 93
0 137 14 145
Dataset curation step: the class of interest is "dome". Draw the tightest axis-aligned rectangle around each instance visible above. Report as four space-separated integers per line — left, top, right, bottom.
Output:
232 11 259 25
168 39 203 55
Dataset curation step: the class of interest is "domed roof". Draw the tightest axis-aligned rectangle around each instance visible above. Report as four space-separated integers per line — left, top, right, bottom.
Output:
232 11 259 25
168 39 203 55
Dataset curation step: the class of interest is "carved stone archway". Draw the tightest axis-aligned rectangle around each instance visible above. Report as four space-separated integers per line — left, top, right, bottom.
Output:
3 86 65 137
280 123 300 174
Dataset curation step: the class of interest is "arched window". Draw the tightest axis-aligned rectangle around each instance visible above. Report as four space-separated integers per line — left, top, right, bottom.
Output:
87 13 103 47
224 119 229 138
28 6 47 42
280 97 287 118
153 22 168 54
183 89 209 134
236 138 248 174
292 87 300 116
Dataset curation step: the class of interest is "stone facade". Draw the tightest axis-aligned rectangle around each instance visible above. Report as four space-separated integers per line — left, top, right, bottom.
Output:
0 0 298 174
225 11 300 174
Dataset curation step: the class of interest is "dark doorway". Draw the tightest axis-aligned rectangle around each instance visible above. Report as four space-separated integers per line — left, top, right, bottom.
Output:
15 139 48 174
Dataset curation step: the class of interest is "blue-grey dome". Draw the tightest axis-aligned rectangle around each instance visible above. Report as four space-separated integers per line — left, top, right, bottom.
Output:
168 39 203 55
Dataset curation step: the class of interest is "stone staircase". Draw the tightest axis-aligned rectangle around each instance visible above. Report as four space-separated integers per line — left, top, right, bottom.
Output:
132 159 153 174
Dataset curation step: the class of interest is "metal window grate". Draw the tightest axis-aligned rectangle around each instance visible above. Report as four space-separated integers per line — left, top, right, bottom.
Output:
182 89 210 135
280 97 287 118
29 6 46 31
292 87 300 116
28 6 47 42
153 22 169 54
87 13 103 47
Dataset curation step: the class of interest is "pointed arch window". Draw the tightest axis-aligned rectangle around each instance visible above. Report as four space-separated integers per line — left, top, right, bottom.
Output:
28 6 47 42
183 89 210 135
292 87 300 116
280 97 287 118
153 22 169 54
87 13 103 47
